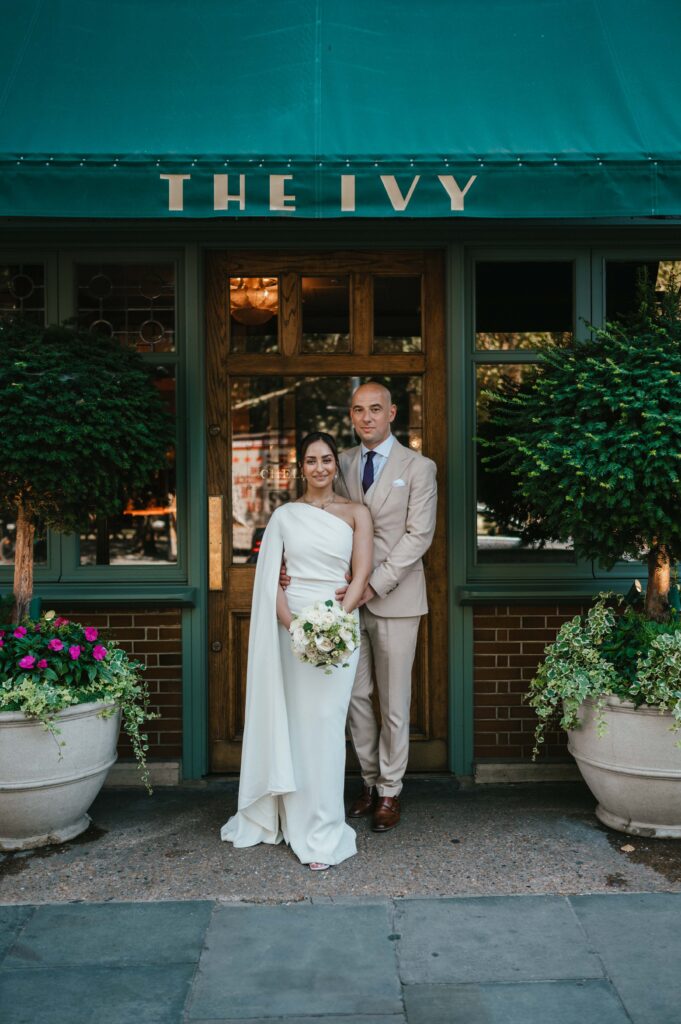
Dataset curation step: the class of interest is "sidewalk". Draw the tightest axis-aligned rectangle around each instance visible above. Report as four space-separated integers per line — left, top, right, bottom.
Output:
1 781 681 1022
1 893 680 1022
2 780 680 903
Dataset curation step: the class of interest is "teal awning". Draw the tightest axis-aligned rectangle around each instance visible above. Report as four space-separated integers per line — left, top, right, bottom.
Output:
2 0 681 219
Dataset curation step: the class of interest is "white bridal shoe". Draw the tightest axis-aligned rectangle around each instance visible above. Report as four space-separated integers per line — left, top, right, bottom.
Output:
309 862 330 871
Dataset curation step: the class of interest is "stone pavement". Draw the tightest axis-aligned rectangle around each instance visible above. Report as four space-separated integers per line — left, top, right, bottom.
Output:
1 893 680 1023
3 780 681 903
2 780 681 1022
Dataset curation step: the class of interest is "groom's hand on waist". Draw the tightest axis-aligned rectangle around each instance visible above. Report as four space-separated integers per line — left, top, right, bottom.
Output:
279 558 291 590
357 584 377 607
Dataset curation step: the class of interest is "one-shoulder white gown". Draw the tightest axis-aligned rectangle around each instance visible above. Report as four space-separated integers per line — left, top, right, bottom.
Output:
221 502 358 866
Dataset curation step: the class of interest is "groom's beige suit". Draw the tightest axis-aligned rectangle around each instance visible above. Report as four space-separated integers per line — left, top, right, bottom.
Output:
339 437 437 797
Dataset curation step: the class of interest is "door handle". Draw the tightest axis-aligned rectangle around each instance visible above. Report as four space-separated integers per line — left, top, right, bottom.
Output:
208 495 223 591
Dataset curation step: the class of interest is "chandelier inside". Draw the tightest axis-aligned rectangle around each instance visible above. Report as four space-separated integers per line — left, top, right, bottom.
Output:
230 277 279 326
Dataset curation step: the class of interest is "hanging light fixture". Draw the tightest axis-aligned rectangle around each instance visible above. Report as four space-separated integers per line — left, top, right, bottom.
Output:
230 277 278 325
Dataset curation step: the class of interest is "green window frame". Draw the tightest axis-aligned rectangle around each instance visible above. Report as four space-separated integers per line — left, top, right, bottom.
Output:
463 247 593 583
0 249 189 589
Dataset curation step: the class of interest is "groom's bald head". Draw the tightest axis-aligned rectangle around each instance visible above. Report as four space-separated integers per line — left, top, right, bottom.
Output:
350 381 397 448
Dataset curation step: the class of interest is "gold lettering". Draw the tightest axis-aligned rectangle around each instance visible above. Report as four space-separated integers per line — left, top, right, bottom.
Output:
269 174 296 212
160 174 191 212
214 174 246 210
437 174 477 211
341 175 356 212
380 175 420 211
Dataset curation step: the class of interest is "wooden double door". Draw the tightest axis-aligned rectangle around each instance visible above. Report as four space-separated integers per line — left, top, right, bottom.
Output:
206 250 448 772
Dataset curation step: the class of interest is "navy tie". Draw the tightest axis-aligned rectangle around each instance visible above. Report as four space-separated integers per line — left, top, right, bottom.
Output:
362 451 375 494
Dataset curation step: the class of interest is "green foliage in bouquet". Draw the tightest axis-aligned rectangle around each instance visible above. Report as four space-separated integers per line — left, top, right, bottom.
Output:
479 278 681 621
528 593 681 756
0 316 173 621
0 610 158 791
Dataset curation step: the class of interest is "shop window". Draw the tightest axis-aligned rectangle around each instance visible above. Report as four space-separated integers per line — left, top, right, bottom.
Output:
0 263 45 326
475 364 574 565
79 366 177 566
475 261 573 350
229 276 279 354
605 260 681 322
230 375 421 562
75 264 175 352
301 277 350 353
373 275 422 353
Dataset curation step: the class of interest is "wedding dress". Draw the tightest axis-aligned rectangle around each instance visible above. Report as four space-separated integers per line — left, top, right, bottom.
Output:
221 501 358 866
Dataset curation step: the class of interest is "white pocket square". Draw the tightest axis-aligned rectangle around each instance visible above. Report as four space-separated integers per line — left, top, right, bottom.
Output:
392 478 406 487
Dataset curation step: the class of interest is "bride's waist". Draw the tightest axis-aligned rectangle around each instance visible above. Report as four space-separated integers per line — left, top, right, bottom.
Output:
285 577 345 609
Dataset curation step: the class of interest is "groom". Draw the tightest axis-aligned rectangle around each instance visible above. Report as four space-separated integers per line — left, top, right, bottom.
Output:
336 381 437 832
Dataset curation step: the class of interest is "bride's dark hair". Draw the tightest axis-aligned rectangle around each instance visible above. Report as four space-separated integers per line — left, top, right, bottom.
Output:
298 431 349 495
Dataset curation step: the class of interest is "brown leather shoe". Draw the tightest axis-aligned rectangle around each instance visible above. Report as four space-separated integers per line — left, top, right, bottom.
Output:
372 796 400 832
347 784 378 817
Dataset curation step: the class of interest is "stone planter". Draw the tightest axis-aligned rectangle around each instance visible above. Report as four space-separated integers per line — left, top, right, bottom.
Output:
0 700 121 851
568 695 681 838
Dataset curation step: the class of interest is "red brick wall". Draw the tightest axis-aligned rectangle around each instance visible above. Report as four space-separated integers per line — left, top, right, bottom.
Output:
474 604 585 761
56 608 182 760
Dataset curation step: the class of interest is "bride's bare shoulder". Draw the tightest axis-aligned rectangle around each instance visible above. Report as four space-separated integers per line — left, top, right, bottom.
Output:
349 503 372 528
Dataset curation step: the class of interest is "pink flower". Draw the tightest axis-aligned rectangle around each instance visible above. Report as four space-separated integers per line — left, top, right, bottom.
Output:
0 629 5 637
48 638 64 652
54 617 69 628
84 627 99 642
92 644 107 661
13 626 27 638
19 655 36 670
37 659 48 669
68 645 82 661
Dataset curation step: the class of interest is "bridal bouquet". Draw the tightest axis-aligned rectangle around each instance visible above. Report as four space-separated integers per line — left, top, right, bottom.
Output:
289 599 360 674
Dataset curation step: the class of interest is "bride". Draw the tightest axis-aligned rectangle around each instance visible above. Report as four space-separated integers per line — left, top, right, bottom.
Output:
221 431 373 870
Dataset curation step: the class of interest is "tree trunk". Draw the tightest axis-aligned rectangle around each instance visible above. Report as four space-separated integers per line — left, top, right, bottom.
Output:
12 502 35 624
645 542 672 622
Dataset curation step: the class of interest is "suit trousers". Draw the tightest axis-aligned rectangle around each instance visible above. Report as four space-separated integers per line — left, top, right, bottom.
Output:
347 607 421 797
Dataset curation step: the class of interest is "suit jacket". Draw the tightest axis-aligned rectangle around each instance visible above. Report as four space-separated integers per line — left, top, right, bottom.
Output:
338 439 437 618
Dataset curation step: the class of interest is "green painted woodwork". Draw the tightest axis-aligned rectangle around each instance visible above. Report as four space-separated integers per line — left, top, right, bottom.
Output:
3 225 676 779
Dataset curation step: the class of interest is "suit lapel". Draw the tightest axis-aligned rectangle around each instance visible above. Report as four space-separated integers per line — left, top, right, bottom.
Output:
366 440 409 515
342 446 363 503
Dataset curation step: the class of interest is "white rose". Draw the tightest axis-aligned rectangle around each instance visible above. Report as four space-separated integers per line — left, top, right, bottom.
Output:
315 636 334 653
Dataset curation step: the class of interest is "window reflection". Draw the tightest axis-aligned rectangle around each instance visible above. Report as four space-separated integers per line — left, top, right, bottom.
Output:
301 277 350 353
0 264 45 326
76 263 175 352
0 512 47 566
476 364 574 563
231 375 422 562
229 276 279 353
373 276 422 353
605 260 681 322
475 262 573 350
79 367 177 565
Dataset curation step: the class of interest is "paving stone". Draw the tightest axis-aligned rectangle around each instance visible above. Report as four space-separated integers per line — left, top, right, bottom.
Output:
188 901 402 1019
190 1019 406 1024
0 906 33 962
396 896 604 983
403 980 630 1024
3 900 213 968
0 965 194 1024
571 893 681 1024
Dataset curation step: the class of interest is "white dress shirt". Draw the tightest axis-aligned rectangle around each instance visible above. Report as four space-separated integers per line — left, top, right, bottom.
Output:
360 433 395 493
